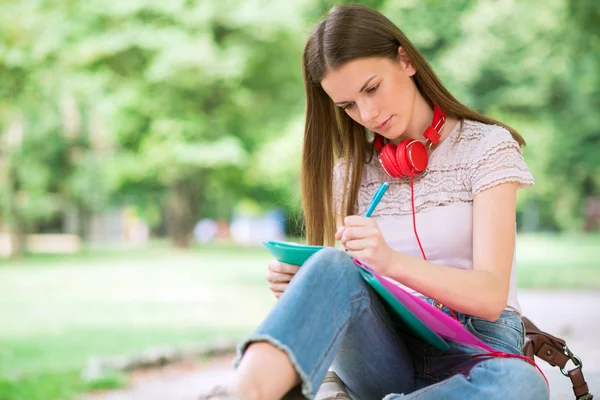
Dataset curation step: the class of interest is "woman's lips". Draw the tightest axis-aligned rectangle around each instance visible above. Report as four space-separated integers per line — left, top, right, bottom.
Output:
375 116 392 131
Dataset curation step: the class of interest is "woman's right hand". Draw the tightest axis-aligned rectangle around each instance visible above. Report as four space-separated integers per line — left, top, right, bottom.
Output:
266 259 300 299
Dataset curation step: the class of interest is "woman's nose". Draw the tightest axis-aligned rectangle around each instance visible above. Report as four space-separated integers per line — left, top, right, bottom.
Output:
360 100 379 122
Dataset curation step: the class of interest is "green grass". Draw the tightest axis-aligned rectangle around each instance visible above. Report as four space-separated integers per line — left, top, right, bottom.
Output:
0 241 276 400
516 233 600 288
0 234 598 399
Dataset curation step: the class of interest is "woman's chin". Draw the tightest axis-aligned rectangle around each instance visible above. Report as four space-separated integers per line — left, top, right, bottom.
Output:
387 131 407 145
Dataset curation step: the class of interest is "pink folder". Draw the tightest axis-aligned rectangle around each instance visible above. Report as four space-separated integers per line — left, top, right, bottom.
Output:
354 259 496 353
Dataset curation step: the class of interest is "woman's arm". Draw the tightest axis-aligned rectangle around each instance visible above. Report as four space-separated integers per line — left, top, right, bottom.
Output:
340 182 519 321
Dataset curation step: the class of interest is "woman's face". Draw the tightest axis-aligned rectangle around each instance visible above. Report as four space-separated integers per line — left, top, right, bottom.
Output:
320 49 418 142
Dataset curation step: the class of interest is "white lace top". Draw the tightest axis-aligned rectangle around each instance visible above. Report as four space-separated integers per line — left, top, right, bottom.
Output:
333 120 535 313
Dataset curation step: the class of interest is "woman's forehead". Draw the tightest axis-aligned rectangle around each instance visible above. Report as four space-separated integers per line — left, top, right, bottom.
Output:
321 57 391 99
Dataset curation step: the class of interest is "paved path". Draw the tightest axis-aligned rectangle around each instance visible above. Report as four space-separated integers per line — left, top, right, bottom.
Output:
83 290 600 400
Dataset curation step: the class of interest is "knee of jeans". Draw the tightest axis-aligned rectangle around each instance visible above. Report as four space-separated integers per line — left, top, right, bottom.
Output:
476 358 549 399
304 247 360 280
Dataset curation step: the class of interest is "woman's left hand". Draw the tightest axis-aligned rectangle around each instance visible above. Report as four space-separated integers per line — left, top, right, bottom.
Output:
335 215 395 275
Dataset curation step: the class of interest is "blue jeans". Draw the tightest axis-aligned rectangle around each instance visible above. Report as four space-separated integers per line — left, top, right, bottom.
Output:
234 248 549 399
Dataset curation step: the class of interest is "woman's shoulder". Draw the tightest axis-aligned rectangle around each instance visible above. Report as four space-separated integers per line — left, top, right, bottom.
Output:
458 120 534 195
456 119 516 144
451 119 523 164
459 120 520 146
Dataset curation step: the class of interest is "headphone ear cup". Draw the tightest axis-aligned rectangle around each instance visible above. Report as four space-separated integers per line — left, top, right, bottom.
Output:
377 140 430 178
405 141 429 173
380 143 403 178
395 140 414 177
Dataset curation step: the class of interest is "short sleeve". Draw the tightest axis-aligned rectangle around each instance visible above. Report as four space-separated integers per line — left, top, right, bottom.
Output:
469 127 535 197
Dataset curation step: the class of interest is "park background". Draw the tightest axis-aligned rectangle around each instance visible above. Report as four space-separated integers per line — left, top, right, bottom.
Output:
0 0 598 399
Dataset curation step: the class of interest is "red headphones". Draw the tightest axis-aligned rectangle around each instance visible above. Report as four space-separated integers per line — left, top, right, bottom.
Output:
373 105 446 179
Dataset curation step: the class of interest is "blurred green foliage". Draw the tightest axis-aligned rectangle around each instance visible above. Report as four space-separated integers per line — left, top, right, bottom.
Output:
0 0 598 251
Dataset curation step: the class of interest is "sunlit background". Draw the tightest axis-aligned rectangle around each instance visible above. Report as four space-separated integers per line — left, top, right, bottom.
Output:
0 0 598 399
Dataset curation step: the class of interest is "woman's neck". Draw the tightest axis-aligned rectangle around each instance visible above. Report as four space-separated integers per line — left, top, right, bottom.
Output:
391 92 458 145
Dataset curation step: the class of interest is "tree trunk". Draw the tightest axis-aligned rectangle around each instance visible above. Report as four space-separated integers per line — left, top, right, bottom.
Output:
3 158 25 258
166 174 206 248
9 221 26 258
6 196 27 258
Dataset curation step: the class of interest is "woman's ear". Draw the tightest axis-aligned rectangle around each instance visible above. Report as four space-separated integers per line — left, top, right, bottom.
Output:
397 46 417 77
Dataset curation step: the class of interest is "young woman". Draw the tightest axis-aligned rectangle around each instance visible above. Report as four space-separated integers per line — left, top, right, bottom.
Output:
202 4 548 400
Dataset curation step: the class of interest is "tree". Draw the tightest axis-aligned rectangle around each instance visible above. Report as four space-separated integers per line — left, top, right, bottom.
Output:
58 0 308 246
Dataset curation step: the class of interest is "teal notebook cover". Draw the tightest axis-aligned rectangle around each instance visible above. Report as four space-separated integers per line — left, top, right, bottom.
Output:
262 240 449 351
262 241 324 266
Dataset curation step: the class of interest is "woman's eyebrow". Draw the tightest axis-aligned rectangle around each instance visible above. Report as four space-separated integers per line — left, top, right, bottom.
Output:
333 75 377 105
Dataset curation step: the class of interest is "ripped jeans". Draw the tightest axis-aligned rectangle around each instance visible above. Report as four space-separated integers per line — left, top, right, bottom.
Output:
234 248 549 400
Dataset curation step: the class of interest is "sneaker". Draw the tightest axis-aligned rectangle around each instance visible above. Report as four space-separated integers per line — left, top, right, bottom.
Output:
315 371 351 400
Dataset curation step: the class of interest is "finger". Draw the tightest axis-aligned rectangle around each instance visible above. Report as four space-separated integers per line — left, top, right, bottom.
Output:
344 215 372 227
268 282 288 293
344 248 374 264
266 271 295 284
345 215 379 228
335 226 345 240
341 226 371 242
268 260 301 275
344 238 371 252
341 227 378 248
343 226 384 245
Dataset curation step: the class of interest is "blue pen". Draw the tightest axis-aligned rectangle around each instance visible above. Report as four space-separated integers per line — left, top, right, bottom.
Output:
364 182 389 217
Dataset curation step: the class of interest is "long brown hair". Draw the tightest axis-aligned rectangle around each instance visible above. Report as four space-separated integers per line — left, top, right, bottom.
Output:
301 4 525 246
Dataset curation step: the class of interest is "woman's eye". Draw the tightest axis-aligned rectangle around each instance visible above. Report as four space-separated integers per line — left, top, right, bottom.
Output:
367 84 380 94
343 103 354 111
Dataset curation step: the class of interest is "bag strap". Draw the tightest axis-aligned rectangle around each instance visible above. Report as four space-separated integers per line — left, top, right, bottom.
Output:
522 316 593 400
